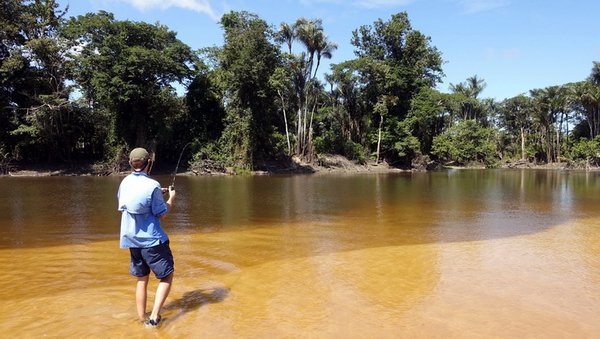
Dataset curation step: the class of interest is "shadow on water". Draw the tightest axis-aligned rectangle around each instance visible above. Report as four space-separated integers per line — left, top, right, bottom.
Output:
1 169 600 250
162 287 229 323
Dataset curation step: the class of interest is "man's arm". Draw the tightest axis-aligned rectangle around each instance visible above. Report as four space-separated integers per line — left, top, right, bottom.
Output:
164 186 176 214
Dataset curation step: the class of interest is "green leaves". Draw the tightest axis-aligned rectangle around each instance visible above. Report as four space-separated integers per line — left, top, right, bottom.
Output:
432 120 497 166
218 11 281 168
64 12 196 149
350 12 444 120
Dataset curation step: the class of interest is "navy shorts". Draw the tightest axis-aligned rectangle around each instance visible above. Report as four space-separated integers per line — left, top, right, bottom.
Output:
129 240 174 279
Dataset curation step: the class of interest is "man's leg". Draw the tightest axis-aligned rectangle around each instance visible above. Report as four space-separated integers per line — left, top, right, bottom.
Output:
149 273 173 321
136 275 149 321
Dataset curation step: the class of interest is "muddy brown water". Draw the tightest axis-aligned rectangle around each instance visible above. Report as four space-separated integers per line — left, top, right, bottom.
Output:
1 170 599 337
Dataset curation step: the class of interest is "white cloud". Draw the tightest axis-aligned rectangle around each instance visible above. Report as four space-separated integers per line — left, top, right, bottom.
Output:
120 0 219 20
455 0 509 14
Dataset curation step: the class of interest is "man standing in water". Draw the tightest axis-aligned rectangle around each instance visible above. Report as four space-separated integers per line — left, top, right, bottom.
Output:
117 147 176 327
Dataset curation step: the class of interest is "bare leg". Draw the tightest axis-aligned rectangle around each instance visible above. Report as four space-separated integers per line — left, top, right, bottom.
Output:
149 273 173 321
135 275 149 321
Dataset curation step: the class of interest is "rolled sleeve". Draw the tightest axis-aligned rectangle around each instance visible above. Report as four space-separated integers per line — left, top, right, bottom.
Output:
151 187 169 216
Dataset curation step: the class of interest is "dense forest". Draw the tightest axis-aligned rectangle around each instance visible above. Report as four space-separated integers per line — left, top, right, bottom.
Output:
2 0 600 174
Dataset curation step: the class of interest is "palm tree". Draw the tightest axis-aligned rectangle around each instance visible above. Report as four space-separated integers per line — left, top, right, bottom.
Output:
450 75 486 99
571 81 600 138
313 36 337 78
530 86 568 163
501 95 533 160
589 61 600 85
465 75 487 99
294 18 320 80
449 75 487 122
275 17 337 157
275 22 295 54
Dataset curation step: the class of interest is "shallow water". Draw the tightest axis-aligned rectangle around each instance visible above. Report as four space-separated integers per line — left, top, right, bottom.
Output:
1 170 599 337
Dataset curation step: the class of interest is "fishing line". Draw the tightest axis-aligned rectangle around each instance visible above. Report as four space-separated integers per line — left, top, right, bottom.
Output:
170 142 192 189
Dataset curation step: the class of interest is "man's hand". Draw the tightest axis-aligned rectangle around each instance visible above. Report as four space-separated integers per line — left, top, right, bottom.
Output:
168 185 176 199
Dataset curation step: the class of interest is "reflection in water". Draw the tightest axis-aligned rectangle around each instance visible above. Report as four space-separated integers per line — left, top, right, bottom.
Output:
0 170 599 337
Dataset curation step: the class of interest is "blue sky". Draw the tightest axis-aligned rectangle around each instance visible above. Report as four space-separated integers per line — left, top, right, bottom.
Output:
64 0 600 101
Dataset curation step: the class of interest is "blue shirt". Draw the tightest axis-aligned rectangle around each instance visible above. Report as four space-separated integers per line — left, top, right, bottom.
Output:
117 172 169 248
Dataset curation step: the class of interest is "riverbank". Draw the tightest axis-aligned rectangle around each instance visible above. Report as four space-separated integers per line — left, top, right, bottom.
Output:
3 156 599 177
2 155 406 177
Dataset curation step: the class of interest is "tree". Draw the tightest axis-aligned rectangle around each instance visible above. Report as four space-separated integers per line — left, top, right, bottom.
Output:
350 12 444 118
431 119 497 167
570 75 600 140
529 86 569 163
406 87 447 155
449 75 488 123
63 11 197 159
589 61 600 85
218 11 282 168
0 0 100 163
345 12 443 165
497 95 534 160
184 68 225 145
276 17 337 158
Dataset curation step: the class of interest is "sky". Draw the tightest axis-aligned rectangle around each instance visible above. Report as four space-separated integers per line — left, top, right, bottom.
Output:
63 0 600 101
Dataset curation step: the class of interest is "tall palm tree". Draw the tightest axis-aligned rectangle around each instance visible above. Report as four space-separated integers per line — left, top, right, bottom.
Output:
450 75 486 99
275 22 295 54
294 18 321 80
571 81 600 138
589 61 600 85
449 75 487 122
465 75 487 99
501 95 533 160
530 86 568 162
276 17 337 157
313 37 337 78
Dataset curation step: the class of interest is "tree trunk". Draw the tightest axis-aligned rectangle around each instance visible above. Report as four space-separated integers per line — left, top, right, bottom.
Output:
296 106 302 155
376 114 383 164
520 127 525 160
277 90 291 155
556 128 561 162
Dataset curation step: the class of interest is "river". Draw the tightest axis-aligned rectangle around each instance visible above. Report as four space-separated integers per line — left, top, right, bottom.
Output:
1 169 599 337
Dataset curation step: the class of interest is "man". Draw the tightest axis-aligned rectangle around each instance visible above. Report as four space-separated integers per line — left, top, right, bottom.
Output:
117 147 176 327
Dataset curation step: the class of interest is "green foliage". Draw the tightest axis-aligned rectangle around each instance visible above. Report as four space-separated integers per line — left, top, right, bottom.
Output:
313 102 368 162
350 12 444 118
63 11 197 151
314 131 339 154
406 87 447 154
188 140 228 174
432 120 497 167
391 119 421 166
368 115 420 166
275 17 338 158
0 0 100 163
393 121 421 159
570 136 600 165
218 11 282 168
314 130 365 162
343 141 366 162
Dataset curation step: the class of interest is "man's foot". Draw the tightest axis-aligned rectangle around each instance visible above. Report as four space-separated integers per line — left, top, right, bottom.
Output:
144 315 162 327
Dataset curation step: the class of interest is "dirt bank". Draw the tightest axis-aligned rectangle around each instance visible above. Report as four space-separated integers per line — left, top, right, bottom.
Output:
5 157 598 177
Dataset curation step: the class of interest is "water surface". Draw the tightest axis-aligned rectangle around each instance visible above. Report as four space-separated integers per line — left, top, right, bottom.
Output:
1 170 599 337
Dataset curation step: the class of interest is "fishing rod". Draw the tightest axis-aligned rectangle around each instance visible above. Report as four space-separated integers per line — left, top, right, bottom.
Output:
169 142 192 189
